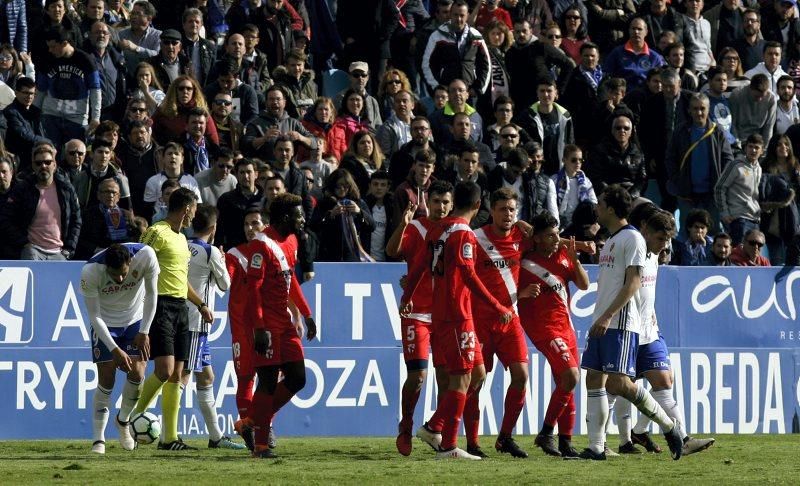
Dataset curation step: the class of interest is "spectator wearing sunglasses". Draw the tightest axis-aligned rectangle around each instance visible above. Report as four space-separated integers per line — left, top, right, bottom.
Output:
730 229 770 266
210 92 243 153
4 77 46 175
195 147 238 206
148 29 191 88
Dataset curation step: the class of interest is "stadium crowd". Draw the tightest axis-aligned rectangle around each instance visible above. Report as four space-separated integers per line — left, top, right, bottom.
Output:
1 0 800 267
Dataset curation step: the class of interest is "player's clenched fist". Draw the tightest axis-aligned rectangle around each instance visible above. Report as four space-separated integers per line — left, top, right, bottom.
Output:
499 309 513 324
399 300 413 318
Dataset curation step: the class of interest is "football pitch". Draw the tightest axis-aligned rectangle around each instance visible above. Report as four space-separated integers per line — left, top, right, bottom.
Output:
0 435 796 484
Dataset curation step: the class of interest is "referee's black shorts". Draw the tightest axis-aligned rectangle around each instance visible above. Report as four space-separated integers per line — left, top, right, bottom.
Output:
150 295 191 361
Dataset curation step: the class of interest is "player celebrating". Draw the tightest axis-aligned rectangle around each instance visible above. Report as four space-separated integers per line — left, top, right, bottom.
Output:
578 185 684 461
132 188 213 451
227 207 269 451
81 243 159 454
385 181 454 456
247 193 317 458
615 212 715 455
182 205 246 450
465 188 533 458
519 213 589 458
401 182 513 460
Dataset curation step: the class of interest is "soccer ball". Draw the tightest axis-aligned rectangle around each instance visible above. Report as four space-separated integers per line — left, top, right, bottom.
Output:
130 412 161 445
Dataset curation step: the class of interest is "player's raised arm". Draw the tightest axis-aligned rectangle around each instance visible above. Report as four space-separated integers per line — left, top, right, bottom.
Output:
566 237 591 291
386 201 417 259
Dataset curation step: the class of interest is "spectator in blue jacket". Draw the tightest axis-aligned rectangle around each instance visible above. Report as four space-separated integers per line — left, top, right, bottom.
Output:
603 17 666 90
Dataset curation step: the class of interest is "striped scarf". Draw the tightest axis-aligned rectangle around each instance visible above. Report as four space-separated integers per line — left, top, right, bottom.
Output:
555 168 591 207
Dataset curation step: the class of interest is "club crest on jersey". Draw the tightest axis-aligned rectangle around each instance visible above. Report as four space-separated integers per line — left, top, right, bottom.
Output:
250 253 263 269
609 243 616 252
513 243 519 251
462 243 473 259
132 270 139 279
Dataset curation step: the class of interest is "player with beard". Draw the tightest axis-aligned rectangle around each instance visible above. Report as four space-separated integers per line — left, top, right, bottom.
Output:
246 193 317 458
518 212 590 458
463 188 535 458
386 181 455 456
401 182 513 460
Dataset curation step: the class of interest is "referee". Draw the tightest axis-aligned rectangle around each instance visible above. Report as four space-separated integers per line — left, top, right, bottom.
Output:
132 187 213 450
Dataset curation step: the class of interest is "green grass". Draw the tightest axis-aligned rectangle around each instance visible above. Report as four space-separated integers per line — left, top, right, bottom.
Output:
0 435 795 485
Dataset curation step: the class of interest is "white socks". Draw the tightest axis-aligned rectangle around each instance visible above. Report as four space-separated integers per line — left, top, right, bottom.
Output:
615 398 632 445
587 388 608 454
198 385 223 442
93 386 112 443
652 388 687 439
119 379 141 423
631 384 674 432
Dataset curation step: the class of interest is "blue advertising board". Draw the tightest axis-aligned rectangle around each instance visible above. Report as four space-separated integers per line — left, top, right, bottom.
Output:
0 263 798 439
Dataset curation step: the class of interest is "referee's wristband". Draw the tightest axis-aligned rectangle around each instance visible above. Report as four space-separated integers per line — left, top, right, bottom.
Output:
197 302 208 310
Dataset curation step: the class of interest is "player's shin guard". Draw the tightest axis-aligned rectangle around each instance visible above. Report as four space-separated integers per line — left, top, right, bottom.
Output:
500 386 526 437
615 398 633 445
586 388 609 454
236 374 255 420
161 382 183 443
440 391 468 450
399 384 422 432
557 392 576 440
651 388 687 439
133 373 166 414
631 384 674 432
198 385 223 442
251 390 273 447
543 386 571 430
119 379 141 423
93 386 112 443
463 387 481 447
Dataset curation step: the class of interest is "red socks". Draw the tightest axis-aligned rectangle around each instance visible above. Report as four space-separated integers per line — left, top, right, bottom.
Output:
463 388 480 447
557 391 576 438
399 386 421 432
440 391 467 450
236 374 255 420
500 386 526 437
251 390 273 447
544 386 572 429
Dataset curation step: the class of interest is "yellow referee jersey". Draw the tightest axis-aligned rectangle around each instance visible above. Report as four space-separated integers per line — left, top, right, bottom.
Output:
140 220 190 298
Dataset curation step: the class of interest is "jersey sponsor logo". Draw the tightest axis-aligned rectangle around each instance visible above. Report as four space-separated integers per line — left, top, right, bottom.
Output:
483 258 518 269
0 268 34 344
250 253 263 270
462 243 473 259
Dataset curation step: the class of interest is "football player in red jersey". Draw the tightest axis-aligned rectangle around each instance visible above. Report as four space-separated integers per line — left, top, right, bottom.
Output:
519 212 590 457
246 193 317 458
401 182 513 460
464 188 537 458
227 207 267 451
386 180 454 456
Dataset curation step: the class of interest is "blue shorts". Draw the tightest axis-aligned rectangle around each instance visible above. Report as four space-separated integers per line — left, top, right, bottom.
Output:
581 328 639 377
91 321 142 363
185 331 212 373
636 333 671 377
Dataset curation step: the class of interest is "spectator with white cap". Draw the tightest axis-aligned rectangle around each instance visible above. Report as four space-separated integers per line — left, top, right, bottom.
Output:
334 60 382 128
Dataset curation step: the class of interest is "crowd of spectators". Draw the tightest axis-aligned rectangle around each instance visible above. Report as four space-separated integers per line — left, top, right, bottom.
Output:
1 0 800 267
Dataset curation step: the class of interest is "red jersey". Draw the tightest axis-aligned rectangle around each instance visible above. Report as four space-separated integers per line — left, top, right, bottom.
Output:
246 229 311 330
471 225 530 324
263 226 311 318
398 217 435 321
518 246 577 339
401 216 505 323
225 243 258 336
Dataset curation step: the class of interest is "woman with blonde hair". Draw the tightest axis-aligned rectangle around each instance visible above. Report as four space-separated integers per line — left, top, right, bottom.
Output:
130 62 166 113
152 75 219 145
377 69 412 121
339 130 385 196
300 96 348 161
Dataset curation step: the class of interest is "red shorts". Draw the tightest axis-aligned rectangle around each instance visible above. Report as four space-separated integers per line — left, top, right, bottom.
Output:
231 331 255 377
251 327 305 368
435 319 484 375
532 332 580 377
402 318 431 366
475 316 529 372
